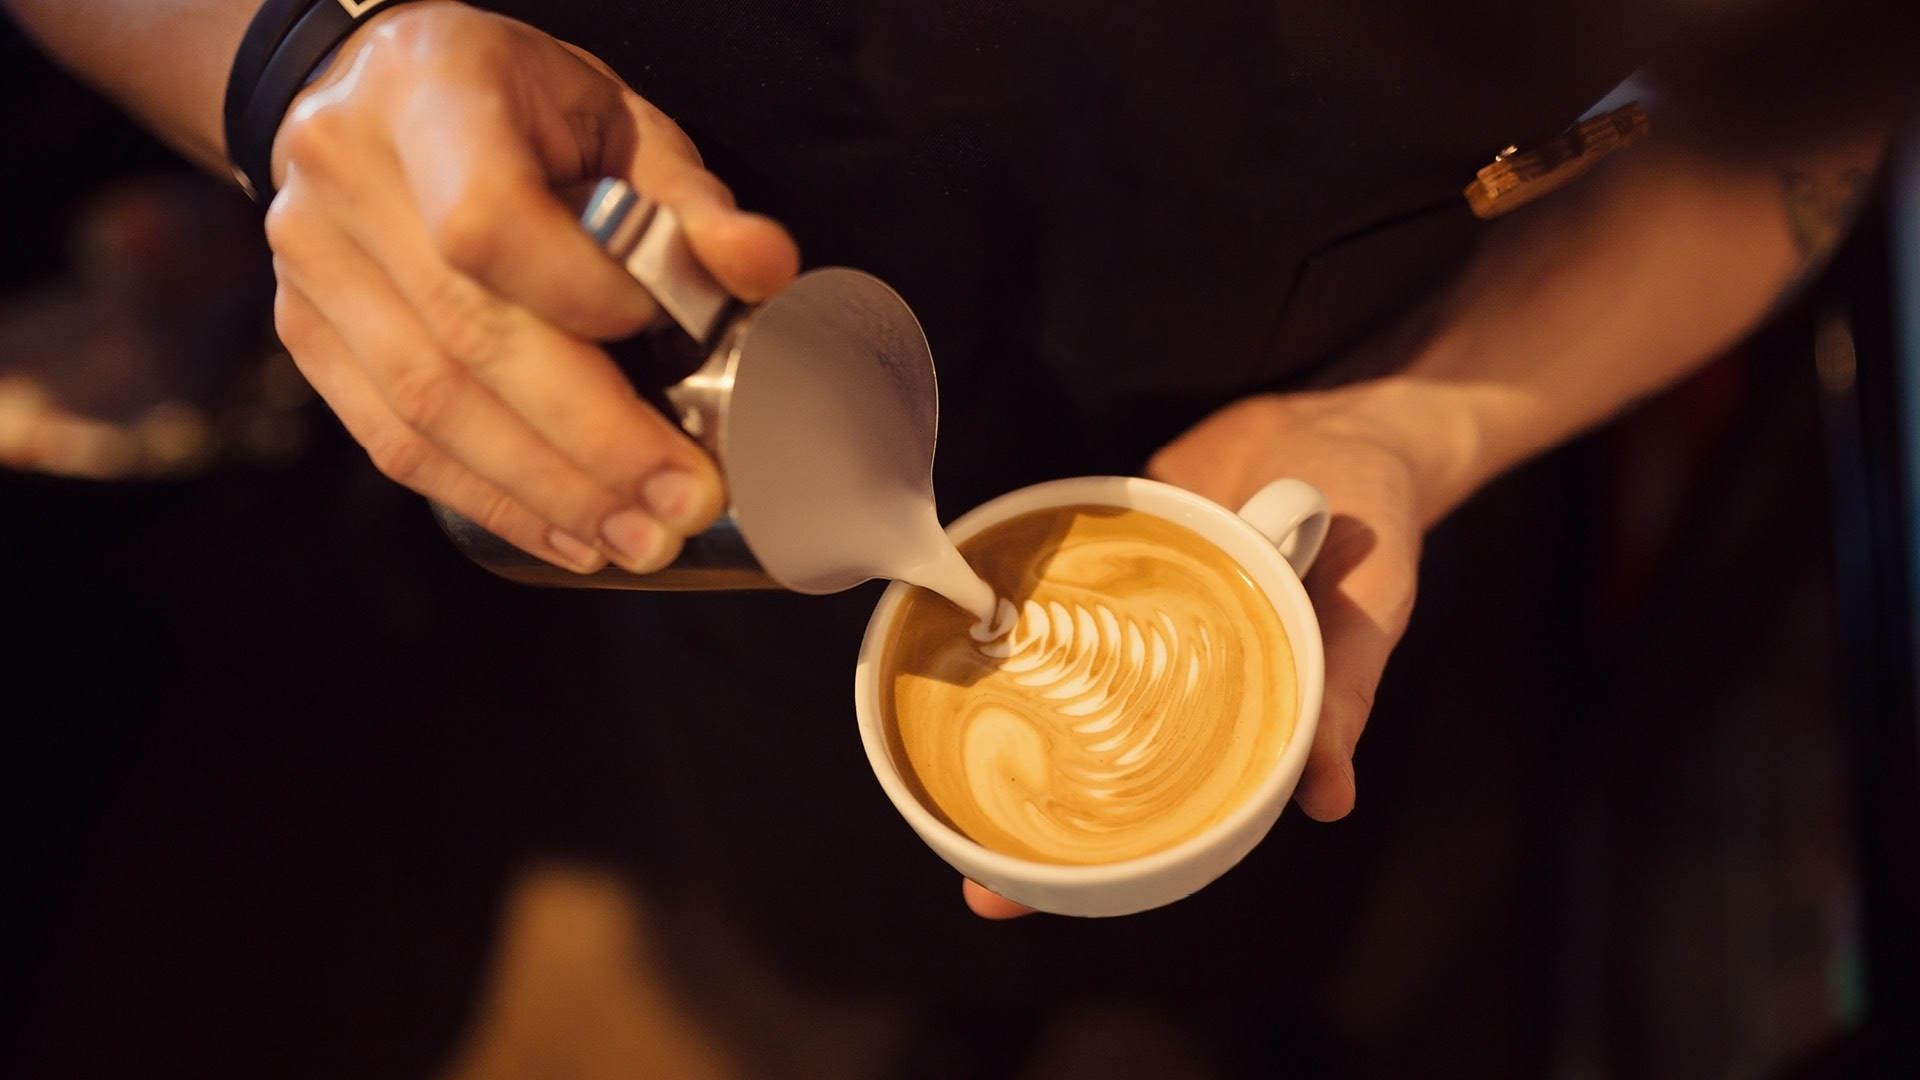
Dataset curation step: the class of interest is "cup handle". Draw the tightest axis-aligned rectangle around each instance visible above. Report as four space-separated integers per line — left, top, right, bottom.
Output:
1236 478 1330 577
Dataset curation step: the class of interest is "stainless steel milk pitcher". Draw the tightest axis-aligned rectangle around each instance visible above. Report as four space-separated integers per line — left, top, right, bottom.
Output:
435 178 945 593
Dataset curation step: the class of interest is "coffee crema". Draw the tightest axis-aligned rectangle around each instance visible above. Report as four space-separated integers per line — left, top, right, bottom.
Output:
880 505 1297 865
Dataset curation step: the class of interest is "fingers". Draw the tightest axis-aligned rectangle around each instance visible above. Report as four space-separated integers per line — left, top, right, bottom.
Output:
1292 513 1415 821
367 23 798 330
274 283 607 572
270 166 725 571
962 879 1035 919
643 173 801 304
383 67 664 341
280 3 660 341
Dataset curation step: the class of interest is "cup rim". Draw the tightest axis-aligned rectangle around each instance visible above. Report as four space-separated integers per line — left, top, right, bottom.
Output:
854 475 1325 894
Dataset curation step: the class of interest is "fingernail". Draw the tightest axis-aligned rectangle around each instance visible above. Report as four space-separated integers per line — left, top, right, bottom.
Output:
601 508 674 572
546 529 606 573
642 468 719 533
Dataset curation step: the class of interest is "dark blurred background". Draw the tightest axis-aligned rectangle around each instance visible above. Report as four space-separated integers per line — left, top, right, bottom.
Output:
2 10 1915 1079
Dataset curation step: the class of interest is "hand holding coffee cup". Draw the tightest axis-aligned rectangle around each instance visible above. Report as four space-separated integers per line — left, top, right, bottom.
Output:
855 476 1328 916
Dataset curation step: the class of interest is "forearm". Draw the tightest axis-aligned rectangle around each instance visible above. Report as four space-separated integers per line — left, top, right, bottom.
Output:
3 0 262 172
1383 120 1888 527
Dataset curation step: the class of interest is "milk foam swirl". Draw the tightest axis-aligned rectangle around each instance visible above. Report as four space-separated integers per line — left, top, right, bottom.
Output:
884 506 1297 866
976 597 1213 792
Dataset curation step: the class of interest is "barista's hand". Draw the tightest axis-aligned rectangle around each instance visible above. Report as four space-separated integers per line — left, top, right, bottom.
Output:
263 1 798 572
961 377 1460 919
1147 384 1440 822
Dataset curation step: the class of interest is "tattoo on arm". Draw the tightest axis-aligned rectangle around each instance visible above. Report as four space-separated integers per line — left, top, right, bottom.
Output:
1777 165 1872 294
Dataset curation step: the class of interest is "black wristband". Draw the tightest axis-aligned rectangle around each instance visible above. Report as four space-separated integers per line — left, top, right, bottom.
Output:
223 0 318 146
224 0 425 201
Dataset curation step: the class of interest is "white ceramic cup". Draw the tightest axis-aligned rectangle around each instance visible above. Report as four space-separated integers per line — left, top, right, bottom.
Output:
854 476 1329 916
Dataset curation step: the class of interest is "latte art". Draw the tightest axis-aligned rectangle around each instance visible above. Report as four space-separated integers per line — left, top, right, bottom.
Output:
978 597 1218 775
882 506 1297 865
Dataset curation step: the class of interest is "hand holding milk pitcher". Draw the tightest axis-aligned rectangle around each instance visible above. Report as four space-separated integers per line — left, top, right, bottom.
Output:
439 178 1330 915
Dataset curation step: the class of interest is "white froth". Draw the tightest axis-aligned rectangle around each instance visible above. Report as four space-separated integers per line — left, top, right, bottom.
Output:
1058 693 1109 717
971 597 1020 644
1070 711 1120 732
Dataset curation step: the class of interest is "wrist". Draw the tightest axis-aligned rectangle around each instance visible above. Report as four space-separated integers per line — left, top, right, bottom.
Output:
1290 376 1489 528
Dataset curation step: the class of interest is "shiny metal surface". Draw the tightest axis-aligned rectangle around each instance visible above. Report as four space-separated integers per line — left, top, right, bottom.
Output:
437 178 943 594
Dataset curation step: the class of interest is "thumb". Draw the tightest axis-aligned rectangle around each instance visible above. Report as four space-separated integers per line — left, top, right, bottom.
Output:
615 98 800 304
963 879 1036 919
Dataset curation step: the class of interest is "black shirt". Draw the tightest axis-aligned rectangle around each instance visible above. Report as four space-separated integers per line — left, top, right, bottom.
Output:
470 0 1678 492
